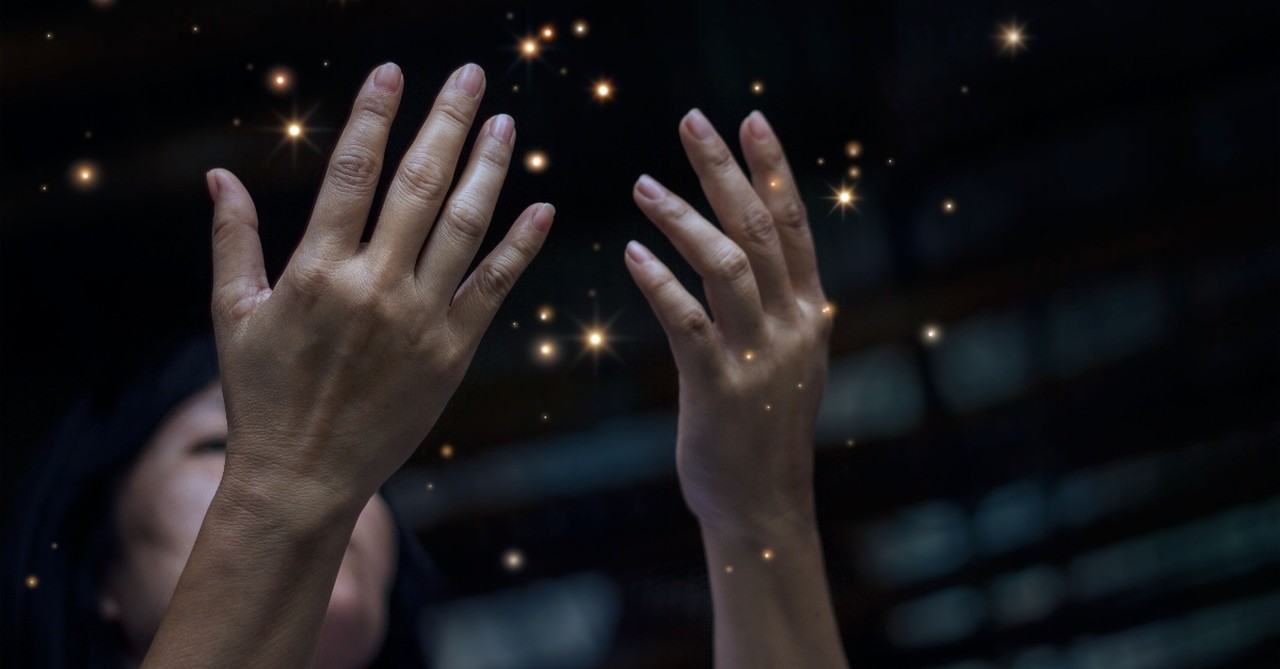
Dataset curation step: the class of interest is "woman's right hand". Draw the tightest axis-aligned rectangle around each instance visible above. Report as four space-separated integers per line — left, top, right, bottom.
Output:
206 62 554 516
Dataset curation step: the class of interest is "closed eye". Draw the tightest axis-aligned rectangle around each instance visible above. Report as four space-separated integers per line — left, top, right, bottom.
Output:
193 438 227 454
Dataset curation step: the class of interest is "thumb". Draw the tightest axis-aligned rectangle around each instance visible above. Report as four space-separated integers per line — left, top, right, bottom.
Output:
208 168 269 326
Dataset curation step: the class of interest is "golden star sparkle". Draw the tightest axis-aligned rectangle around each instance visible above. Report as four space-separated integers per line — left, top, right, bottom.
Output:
525 151 548 173
439 443 455 459
750 81 765 95
921 323 944 345
519 37 539 58
593 79 613 101
573 20 588 37
942 198 957 214
998 20 1030 55
828 184 859 215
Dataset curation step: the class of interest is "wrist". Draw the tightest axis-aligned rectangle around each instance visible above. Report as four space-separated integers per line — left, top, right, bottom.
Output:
216 461 366 542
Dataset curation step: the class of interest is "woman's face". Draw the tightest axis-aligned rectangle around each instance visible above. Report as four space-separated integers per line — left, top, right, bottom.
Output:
99 380 398 669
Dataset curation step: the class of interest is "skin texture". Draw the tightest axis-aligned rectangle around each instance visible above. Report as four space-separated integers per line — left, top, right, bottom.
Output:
101 381 397 669
142 62 554 668
625 109 849 667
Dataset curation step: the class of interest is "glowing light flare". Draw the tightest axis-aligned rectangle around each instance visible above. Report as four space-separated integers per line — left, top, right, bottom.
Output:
537 306 554 322
847 166 861 179
921 323 944 345
845 141 862 158
502 549 525 572
540 24 555 40
267 67 295 93
525 151 548 173
743 350 756 362
942 198 957 214
750 80 765 95
439 443 455 459
828 184 859 214
519 37 540 58
70 161 99 189
25 575 38 589
761 548 775 562
725 565 735 574
573 20 588 36
586 329 605 350
593 79 613 101
846 438 856 448
998 20 1030 55
286 122 303 139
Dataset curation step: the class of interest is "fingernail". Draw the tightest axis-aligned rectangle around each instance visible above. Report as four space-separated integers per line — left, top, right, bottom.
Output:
746 111 772 140
635 174 664 201
205 170 220 200
373 62 401 93
531 203 555 232
625 240 653 264
455 63 484 97
684 108 714 141
490 114 514 143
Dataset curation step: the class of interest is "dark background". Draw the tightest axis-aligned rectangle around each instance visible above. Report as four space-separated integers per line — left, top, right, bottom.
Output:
3 0 1279 667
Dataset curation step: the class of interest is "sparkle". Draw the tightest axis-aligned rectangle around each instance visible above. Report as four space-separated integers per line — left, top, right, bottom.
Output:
287 122 302 139
39 184 48 193
502 548 525 572
511 321 520 329
232 117 241 127
540 24 555 40
592 242 601 252
511 84 520 93
25 575 38 589
519 37 539 58
45 31 54 40
540 412 551 423
768 178 781 189
921 323 944 345
750 80 765 95
886 157 895 166
941 198 957 214
439 443 455 459
846 438 856 447
268 67 295 93
828 184 859 214
822 302 835 316
764 403 773 412
593 79 613 101
71 161 99 189
998 20 1030 55
323 60 331 68
743 350 756 362
536 340 557 360
525 151 548 173
724 565 734 574
796 383 804 390
426 482 435 491
538 306 554 322
816 157 826 166
845 141 862 158
960 84 970 94
761 548 775 562
573 20 588 36
191 25 200 34
51 542 58 550
847 166 861 179
586 329 605 349
560 67 569 76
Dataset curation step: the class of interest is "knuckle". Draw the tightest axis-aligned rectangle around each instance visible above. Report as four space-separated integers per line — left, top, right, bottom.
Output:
477 256 520 299
353 95 397 127
432 99 473 133
445 197 490 242
396 155 451 203
327 147 381 195
475 141 512 172
739 203 778 246
776 196 809 229
674 305 712 339
704 143 738 174
712 243 752 285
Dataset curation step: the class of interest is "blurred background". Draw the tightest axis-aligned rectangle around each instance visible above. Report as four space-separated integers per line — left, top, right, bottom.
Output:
2 0 1278 667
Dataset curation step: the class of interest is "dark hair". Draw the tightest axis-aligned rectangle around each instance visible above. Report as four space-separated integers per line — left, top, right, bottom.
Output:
2 332 442 667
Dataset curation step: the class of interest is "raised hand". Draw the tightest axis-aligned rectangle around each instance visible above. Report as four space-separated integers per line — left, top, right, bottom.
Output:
624 108 848 668
625 108 831 536
207 61 554 514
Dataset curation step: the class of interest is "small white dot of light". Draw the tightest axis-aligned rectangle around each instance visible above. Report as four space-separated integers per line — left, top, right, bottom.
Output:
750 81 764 94
822 302 835 316
816 157 826 166
45 32 54 40
592 242 601 252
323 60 330 67
743 350 755 361
845 141 862 158
538 341 555 358
540 412 550 423
191 25 200 34
506 11 515 20
573 20 588 36
426 482 434 491
960 85 969 94
439 443 454 459
942 198 957 214
764 403 773 412
768 178 780 189
51 542 58 550
538 306 554 322
887 157 895 166
724 565 734 574
84 130 92 139
560 67 569 76
511 321 520 329
502 549 525 571
39 184 48 192
25 575 39 589
846 438 856 447
761 548 775 562
797 383 804 390
921 323 943 345
511 84 520 93
848 166 861 179
79 168 92 181
525 151 547 173
232 118 241 127
587 288 597 298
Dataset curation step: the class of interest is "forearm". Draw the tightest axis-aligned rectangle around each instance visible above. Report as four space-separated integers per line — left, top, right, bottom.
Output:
700 513 849 669
142 469 363 668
